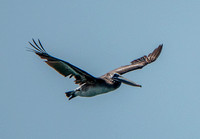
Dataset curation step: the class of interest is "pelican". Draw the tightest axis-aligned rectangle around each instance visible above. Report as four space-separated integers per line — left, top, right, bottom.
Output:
28 39 163 100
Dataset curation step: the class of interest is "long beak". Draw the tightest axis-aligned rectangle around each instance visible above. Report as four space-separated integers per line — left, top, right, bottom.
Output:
114 75 142 87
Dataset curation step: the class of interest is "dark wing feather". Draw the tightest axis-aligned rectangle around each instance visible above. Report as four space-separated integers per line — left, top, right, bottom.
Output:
109 44 163 75
28 39 96 85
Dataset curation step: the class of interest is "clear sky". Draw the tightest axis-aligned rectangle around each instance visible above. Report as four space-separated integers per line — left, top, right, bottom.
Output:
1 0 200 139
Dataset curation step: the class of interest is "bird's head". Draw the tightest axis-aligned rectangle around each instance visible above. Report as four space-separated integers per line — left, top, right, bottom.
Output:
111 73 142 87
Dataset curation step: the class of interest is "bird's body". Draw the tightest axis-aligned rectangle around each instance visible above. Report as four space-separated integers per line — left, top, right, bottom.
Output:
28 39 163 100
72 77 121 97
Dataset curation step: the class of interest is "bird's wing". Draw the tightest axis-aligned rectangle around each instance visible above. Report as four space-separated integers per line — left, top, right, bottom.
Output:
108 44 163 75
28 39 97 85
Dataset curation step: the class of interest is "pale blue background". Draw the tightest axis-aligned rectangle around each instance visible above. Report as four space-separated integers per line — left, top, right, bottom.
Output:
1 0 200 139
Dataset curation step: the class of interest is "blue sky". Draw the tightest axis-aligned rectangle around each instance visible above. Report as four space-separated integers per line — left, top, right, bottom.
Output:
1 0 200 139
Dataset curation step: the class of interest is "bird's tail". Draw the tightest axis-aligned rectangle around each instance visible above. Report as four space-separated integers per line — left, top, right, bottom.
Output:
65 90 77 100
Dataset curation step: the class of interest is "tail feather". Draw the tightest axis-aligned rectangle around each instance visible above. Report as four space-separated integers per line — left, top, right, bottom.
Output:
65 91 76 100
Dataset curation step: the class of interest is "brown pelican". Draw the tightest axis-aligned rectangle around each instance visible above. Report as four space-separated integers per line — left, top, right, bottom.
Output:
28 39 163 100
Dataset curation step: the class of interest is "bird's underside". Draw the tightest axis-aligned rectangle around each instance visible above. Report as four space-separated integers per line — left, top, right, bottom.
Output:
28 39 163 100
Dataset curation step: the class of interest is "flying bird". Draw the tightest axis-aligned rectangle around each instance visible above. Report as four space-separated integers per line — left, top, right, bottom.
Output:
28 39 163 100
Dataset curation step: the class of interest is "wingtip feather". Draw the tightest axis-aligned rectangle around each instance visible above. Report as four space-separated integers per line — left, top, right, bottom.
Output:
148 44 163 62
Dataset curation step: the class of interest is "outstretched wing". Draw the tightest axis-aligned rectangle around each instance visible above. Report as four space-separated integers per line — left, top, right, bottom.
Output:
108 44 163 75
28 39 96 85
